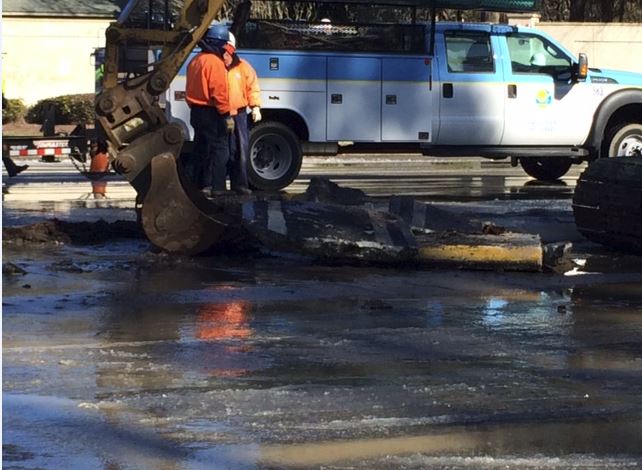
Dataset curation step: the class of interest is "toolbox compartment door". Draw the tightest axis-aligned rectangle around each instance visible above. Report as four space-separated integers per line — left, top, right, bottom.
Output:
327 56 381 142
382 57 433 142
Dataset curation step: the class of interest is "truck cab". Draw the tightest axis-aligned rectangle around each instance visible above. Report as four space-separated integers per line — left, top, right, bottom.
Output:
167 20 642 190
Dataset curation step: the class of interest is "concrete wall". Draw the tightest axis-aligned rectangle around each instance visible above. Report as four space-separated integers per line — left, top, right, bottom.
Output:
2 17 111 104
538 23 642 74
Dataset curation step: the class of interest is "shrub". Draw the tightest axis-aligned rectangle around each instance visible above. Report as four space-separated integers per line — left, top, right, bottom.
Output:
2 98 27 124
26 94 95 125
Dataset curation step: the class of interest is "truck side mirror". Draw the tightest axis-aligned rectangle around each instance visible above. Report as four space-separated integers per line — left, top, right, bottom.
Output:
576 53 588 81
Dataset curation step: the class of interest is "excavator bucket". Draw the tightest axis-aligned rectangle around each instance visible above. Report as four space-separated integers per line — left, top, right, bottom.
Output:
140 153 240 255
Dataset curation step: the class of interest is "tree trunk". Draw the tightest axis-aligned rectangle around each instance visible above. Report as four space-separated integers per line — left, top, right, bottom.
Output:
480 11 501 23
617 0 627 21
569 0 587 21
600 0 615 21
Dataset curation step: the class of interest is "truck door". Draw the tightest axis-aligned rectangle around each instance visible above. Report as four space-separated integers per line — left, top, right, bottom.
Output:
381 57 433 142
327 56 381 142
499 32 596 145
435 29 505 145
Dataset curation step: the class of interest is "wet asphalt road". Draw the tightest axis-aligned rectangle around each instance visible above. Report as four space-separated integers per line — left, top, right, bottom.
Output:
3 154 581 203
3 156 642 469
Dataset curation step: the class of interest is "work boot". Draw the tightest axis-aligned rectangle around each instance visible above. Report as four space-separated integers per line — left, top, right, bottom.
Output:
4 157 28 177
14 164 28 175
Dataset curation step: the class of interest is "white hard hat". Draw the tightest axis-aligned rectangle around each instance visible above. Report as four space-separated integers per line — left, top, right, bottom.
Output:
227 31 236 49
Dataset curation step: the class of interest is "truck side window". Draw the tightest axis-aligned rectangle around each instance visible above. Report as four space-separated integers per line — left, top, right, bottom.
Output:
506 33 572 79
445 31 494 73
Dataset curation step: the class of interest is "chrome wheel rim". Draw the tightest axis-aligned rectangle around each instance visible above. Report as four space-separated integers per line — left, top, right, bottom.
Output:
250 133 293 181
615 134 642 157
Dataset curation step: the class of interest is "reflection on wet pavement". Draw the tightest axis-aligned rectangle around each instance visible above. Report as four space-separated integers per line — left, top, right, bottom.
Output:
3 248 642 468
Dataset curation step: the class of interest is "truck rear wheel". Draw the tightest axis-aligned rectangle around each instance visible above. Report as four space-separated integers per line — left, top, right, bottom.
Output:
248 122 302 191
519 157 572 181
605 123 642 157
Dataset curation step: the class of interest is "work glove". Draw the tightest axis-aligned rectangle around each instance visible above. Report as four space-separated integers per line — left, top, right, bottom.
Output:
251 106 262 123
225 116 235 133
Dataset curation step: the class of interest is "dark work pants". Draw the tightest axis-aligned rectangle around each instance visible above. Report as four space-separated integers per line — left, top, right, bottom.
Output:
228 112 249 191
185 105 229 191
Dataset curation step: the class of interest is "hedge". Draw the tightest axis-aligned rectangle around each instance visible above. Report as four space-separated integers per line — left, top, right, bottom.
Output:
25 94 95 125
2 98 28 124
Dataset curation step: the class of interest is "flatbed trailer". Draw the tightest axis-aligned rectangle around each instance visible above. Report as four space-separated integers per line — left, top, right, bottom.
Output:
2 133 91 163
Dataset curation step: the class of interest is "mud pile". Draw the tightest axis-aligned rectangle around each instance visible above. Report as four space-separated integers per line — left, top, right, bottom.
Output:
3 219 143 245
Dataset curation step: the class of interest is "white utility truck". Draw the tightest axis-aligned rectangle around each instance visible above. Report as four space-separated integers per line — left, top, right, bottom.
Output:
167 19 642 190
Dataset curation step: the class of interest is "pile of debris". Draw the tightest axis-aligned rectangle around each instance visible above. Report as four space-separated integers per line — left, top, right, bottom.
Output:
3 178 574 272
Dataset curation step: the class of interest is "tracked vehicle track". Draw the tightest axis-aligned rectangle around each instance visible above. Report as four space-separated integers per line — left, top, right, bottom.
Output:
573 158 642 254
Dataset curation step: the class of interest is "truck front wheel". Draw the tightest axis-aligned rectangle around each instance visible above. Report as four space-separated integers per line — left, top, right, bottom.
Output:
519 157 573 181
248 122 303 191
605 123 642 157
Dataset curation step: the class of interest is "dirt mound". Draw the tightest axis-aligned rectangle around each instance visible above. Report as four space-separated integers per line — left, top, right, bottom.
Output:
3 219 143 245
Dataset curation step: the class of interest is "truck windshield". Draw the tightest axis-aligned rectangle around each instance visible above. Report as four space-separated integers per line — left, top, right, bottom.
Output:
506 33 572 78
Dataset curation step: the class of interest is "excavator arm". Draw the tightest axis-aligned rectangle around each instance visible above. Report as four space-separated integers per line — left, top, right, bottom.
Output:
95 0 238 255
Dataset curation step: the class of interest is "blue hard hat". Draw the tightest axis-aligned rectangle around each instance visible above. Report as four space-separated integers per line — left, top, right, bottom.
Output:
203 25 229 44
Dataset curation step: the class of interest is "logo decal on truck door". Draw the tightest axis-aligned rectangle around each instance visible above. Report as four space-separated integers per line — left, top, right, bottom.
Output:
535 89 552 106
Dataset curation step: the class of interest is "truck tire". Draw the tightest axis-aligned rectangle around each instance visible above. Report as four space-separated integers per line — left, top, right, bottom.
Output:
572 157 642 254
248 122 302 191
605 123 642 157
519 157 572 181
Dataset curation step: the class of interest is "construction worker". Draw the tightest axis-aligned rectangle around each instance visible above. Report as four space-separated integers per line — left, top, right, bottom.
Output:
222 32 262 195
185 25 236 195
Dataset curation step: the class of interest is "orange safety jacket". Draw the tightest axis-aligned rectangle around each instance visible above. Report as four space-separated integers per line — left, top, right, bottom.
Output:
186 52 235 116
228 58 261 113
